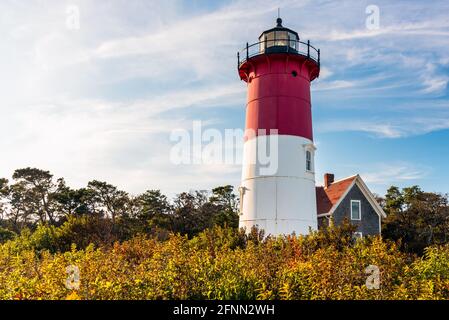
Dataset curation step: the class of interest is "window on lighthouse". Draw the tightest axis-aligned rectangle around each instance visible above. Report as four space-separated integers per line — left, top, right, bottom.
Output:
265 31 275 49
306 150 312 172
288 32 297 50
275 30 288 46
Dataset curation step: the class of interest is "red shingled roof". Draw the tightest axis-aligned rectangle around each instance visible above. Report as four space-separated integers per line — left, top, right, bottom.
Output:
316 176 357 215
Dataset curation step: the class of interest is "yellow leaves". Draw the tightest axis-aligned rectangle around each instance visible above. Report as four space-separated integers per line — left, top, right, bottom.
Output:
66 291 81 300
278 282 293 300
2 227 449 299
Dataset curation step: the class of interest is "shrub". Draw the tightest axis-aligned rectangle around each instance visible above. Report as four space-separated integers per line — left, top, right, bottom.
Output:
1 224 449 300
0 227 16 243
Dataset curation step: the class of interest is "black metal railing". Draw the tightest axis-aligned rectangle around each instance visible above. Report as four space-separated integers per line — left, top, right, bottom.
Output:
237 39 320 68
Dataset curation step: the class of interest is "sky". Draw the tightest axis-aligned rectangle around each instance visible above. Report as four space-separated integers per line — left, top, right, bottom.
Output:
1 0 449 198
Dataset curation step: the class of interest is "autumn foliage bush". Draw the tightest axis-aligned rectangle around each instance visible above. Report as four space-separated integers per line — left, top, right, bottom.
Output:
1 168 448 300
1 223 449 300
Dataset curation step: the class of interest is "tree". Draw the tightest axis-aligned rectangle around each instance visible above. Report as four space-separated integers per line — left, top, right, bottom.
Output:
11 168 58 224
0 178 9 221
208 185 239 228
170 191 212 237
0 226 15 243
8 182 32 231
132 190 172 233
52 178 87 218
86 180 130 224
384 186 404 215
168 187 239 238
136 190 171 220
383 185 449 254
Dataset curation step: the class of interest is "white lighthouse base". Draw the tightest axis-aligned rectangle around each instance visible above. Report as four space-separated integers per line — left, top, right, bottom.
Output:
239 135 317 236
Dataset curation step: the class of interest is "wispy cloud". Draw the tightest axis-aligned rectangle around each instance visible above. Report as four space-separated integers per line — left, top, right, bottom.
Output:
361 162 430 186
317 116 449 138
0 0 448 196
91 0 309 80
313 19 449 41
316 120 403 138
421 63 449 94
313 80 355 91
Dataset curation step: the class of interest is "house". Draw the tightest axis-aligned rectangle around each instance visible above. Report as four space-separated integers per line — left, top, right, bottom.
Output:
316 173 386 237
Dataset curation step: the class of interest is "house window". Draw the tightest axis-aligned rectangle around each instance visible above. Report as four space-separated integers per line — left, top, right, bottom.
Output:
353 232 363 240
351 200 361 220
306 150 312 172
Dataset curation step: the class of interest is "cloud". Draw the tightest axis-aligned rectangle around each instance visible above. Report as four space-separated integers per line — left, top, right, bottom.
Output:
316 161 430 196
314 19 449 42
136 83 245 115
361 162 430 186
91 0 309 80
317 116 449 138
313 80 355 91
318 67 333 80
421 63 449 94
316 120 403 138
1 0 449 196
0 80 244 194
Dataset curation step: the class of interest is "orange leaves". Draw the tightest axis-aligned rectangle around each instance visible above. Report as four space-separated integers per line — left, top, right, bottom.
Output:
2 226 449 300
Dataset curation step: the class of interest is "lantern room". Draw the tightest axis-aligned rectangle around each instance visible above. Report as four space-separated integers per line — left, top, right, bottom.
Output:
237 18 320 81
258 18 299 53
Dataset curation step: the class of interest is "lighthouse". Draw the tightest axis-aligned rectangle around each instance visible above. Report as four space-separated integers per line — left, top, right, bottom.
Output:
237 18 320 236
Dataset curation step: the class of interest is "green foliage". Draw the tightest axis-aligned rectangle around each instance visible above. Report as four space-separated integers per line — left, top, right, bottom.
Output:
1 167 449 300
1 224 449 300
57 216 116 251
382 186 449 254
11 167 58 224
0 168 241 243
29 224 60 253
0 226 16 243
209 185 239 229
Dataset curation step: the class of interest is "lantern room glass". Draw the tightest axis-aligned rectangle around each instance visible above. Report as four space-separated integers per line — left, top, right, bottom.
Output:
259 30 298 53
288 32 298 50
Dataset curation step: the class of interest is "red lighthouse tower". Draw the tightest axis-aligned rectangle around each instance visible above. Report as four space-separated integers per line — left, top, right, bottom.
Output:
238 18 320 235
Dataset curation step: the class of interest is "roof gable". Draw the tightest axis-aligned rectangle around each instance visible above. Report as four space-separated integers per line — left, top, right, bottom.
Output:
316 186 332 214
316 176 357 215
316 175 386 219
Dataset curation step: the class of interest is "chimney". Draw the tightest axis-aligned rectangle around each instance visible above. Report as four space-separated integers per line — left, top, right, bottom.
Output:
324 173 334 188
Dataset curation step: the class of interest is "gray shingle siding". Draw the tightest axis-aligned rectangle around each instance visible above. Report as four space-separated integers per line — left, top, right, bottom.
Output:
318 216 329 229
332 184 380 236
